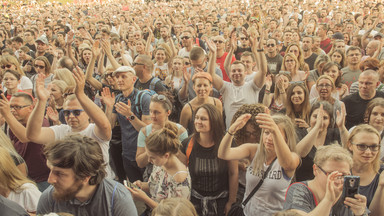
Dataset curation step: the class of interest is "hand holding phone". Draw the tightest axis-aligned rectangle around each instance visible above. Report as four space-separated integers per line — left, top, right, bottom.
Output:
342 176 360 200
123 180 139 189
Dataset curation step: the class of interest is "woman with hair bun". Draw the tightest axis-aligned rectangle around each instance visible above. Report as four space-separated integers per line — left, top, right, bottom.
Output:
127 123 191 212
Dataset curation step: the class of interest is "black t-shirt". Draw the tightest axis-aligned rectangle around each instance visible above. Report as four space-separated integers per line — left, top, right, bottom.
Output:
234 46 252 60
134 77 167 93
181 137 229 196
342 91 384 129
266 54 283 74
304 53 318 70
295 128 341 182
26 43 36 52
43 52 54 65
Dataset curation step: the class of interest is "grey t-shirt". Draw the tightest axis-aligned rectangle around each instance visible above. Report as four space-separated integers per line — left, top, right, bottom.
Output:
37 178 138 216
283 181 352 216
341 67 361 89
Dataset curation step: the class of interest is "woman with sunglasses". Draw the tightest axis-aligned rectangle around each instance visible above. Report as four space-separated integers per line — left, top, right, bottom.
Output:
127 123 191 213
310 75 344 127
219 110 299 216
284 144 368 216
30 56 53 96
0 55 32 94
345 125 384 214
180 72 222 134
295 101 348 182
136 94 188 169
181 104 237 216
284 82 311 128
263 72 291 114
281 53 307 82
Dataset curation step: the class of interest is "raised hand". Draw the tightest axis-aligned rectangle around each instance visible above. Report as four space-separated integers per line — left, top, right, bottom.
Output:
314 104 325 131
0 94 11 117
324 171 344 205
345 194 367 216
228 114 252 135
92 40 101 58
206 39 217 54
182 67 191 83
115 100 133 117
72 66 85 96
255 109 280 133
67 30 75 46
46 106 59 123
101 87 116 108
336 103 346 128
36 74 50 101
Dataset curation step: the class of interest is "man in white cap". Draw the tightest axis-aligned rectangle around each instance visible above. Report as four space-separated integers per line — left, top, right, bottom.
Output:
35 36 54 64
102 66 152 182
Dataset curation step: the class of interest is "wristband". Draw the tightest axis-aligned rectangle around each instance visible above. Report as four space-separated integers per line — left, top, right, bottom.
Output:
227 131 235 136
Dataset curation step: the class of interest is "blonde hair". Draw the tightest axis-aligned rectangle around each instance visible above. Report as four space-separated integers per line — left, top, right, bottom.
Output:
281 53 299 73
0 146 34 193
151 198 198 216
0 55 25 76
347 124 381 173
54 68 76 89
253 114 297 174
50 80 68 94
314 144 353 168
316 75 335 90
0 130 24 165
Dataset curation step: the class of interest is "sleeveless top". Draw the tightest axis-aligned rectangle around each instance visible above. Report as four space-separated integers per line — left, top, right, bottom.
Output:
269 97 284 114
186 98 217 134
243 156 292 216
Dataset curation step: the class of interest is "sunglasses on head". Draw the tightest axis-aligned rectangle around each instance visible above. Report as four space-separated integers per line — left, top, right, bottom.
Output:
1 64 12 69
63 109 84 117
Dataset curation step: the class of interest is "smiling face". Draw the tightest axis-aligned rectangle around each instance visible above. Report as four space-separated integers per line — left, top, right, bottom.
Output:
290 85 305 105
194 107 211 134
284 56 296 71
348 132 380 165
323 65 340 82
230 63 246 85
193 78 212 99
155 49 166 63
3 72 20 90
369 106 384 131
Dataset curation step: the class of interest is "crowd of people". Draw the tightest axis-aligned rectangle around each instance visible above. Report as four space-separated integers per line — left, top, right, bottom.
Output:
0 0 384 215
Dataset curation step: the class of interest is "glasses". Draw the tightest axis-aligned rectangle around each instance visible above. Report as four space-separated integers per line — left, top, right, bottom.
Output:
290 81 305 85
10 105 31 110
181 36 191 40
317 84 332 89
44 29 49 32
63 109 84 117
285 60 295 63
266 44 275 47
213 40 224 44
240 37 248 40
351 143 380 152
54 28 60 31
132 62 144 67
184 62 191 65
316 164 349 177
1 64 12 69
34 64 45 69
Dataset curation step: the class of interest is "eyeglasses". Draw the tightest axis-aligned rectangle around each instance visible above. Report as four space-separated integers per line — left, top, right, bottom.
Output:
351 143 380 152
44 29 49 32
1 64 12 69
132 62 144 67
317 84 332 89
10 105 31 110
181 36 191 40
316 164 349 177
54 28 60 31
63 109 84 117
213 40 224 44
240 37 248 40
34 64 45 69
266 44 275 47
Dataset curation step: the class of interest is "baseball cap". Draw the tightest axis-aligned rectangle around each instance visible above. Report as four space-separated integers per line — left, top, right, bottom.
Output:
36 36 49 45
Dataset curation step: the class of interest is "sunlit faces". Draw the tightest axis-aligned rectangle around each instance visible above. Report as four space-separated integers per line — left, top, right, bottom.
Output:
172 58 183 72
316 78 333 99
63 99 89 131
47 83 63 101
230 63 246 84
302 37 313 51
46 161 85 201
135 41 145 52
149 102 170 125
310 108 330 132
290 86 305 105
262 123 286 152
323 65 340 82
145 148 169 166
114 72 136 91
9 96 33 122
288 45 300 58
56 48 64 59
276 75 290 90
266 39 277 54
348 132 380 164
284 56 296 71
82 50 92 64
347 50 361 65
194 108 211 133
155 49 166 63
34 60 46 74
369 106 384 131
3 72 20 90
193 77 212 98
36 41 47 53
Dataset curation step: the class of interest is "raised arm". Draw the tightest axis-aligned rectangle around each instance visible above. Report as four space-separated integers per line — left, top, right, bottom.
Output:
178 67 191 102
73 67 111 141
224 35 236 76
26 74 55 144
206 39 224 90
66 31 78 66
101 87 117 129
251 30 267 88
369 171 384 216
85 41 103 91
256 110 300 177
262 75 273 108
335 103 349 147
100 39 121 70
218 114 258 161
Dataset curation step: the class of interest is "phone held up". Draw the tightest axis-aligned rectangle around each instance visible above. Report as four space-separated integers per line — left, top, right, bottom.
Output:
342 175 360 200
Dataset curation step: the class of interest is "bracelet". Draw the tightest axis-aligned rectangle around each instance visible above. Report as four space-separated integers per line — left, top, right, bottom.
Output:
265 89 271 93
227 131 235 136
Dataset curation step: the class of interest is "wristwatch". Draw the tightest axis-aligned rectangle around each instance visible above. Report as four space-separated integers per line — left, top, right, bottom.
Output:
257 48 264 52
127 115 135 121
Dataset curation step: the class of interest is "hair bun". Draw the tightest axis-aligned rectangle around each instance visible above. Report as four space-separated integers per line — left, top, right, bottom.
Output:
162 122 178 139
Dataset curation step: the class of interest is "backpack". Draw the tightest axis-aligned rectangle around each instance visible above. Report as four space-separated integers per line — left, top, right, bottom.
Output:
134 89 157 116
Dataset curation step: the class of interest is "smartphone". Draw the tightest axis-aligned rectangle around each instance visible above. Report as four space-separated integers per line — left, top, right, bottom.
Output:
123 180 139 189
342 176 360 200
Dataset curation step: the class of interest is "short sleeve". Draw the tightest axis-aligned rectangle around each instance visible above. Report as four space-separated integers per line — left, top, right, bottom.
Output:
140 93 151 116
20 76 33 90
215 67 223 78
112 183 138 216
283 182 316 213
179 130 188 143
21 183 41 212
36 186 54 215
219 81 229 94
307 71 316 82
137 130 146 148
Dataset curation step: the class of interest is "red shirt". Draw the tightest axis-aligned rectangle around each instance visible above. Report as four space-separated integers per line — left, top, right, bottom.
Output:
320 38 333 54
216 52 236 82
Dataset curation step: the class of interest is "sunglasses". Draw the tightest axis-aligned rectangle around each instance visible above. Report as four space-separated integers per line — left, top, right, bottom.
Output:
63 92 74 98
105 73 114 78
266 44 275 47
213 40 224 44
34 64 45 69
181 36 191 40
1 64 12 69
132 62 144 67
352 143 380 152
63 109 84 117
240 37 248 40
184 62 191 65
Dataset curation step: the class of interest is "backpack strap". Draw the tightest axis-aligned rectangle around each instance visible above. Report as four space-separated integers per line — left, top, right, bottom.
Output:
149 77 161 91
186 137 194 165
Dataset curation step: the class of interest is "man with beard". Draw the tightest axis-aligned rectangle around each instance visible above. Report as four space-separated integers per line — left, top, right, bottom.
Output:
302 36 318 70
36 135 137 216
265 38 283 75
178 30 194 57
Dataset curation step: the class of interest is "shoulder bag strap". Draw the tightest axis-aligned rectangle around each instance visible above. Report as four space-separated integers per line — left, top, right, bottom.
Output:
242 158 277 207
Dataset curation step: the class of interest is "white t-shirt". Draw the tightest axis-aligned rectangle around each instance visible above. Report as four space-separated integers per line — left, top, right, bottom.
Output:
50 123 114 179
7 183 41 213
220 80 261 128
178 48 190 58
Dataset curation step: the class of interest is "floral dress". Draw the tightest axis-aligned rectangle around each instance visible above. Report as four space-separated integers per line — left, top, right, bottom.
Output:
148 165 191 203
